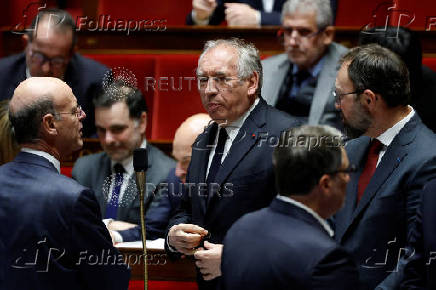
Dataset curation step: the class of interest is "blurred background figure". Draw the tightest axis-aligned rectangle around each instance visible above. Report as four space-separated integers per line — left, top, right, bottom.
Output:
0 100 20 165
262 0 346 129
111 113 212 242
0 8 108 137
187 0 337 27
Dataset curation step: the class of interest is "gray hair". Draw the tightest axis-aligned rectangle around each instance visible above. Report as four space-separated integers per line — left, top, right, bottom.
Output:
281 0 333 29
197 38 263 96
9 95 59 144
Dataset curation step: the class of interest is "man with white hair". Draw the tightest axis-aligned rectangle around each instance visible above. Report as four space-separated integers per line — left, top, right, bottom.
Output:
262 0 347 129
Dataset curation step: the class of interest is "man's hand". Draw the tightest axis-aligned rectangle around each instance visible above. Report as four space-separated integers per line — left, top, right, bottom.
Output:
194 241 223 281
168 224 208 255
225 3 260 27
193 0 217 22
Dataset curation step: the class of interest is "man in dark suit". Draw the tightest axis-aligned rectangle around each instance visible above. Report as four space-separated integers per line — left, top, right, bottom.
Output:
72 81 175 242
0 77 130 290
0 9 108 137
166 38 297 290
262 0 347 129
333 44 436 289
402 179 436 289
222 125 358 289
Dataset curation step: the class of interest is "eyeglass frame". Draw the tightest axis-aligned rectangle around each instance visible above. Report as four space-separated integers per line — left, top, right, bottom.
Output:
333 90 363 104
55 105 84 118
197 75 242 90
326 164 357 175
28 44 69 69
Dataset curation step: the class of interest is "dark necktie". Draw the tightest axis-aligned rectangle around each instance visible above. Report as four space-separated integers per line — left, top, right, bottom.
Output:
206 127 228 184
105 163 125 219
292 69 311 95
357 139 383 203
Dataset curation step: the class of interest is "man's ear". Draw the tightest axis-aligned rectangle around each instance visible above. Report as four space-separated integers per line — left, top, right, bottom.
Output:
322 26 335 46
22 33 30 47
247 71 259 96
361 89 378 111
139 111 147 134
318 174 332 194
41 113 58 136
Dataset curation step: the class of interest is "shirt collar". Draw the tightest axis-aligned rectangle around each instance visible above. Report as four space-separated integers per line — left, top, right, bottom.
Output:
26 67 31 79
276 195 334 237
292 55 326 79
21 147 61 173
110 139 147 176
376 106 415 147
223 97 260 142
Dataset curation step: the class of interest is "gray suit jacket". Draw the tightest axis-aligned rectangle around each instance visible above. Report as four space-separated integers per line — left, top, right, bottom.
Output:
261 42 348 129
72 144 175 225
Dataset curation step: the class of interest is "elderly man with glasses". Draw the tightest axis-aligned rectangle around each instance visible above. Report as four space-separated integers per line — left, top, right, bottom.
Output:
0 8 108 137
262 0 347 130
165 38 297 290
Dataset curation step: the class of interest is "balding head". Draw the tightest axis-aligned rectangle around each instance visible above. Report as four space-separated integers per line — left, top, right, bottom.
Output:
173 113 211 182
9 77 85 159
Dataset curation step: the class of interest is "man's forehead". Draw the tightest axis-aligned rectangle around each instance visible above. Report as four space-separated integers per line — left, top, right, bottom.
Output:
283 10 318 27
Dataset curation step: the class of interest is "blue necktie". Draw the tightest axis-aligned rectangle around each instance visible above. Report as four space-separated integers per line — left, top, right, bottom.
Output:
105 163 125 219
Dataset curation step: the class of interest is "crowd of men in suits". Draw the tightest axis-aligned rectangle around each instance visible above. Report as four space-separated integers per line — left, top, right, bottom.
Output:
2 0 436 289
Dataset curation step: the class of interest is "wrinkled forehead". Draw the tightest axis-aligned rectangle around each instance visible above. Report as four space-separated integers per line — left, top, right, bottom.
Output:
197 45 239 75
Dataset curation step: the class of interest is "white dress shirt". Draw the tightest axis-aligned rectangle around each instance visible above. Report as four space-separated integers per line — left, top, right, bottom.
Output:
374 106 415 167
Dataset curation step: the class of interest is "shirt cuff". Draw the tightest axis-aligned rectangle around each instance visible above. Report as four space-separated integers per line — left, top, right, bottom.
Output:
103 218 113 227
112 230 123 243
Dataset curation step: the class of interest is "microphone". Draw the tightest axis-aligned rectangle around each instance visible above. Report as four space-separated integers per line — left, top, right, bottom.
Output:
133 148 148 290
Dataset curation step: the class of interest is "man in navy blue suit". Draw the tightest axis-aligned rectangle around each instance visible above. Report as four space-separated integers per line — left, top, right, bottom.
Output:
333 44 436 289
222 125 358 289
0 77 130 290
0 9 108 137
166 38 297 290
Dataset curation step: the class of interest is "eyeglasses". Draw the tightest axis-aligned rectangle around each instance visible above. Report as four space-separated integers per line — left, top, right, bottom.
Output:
56 105 84 118
278 26 325 41
197 76 241 90
29 49 67 69
326 164 357 175
333 90 361 104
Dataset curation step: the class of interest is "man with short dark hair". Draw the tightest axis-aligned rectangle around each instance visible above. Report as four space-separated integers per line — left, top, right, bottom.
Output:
262 0 346 129
0 8 108 137
333 44 436 289
166 38 297 290
72 81 175 241
221 125 358 290
0 77 130 290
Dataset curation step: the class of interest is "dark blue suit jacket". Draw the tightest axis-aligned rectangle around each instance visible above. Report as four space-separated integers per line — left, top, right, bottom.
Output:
0 152 130 290
0 53 108 137
332 114 436 290
401 178 436 289
222 198 358 290
166 98 297 289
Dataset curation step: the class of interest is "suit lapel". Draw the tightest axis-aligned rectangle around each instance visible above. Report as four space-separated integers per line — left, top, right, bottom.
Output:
339 116 418 241
308 45 337 125
206 100 267 211
98 155 113 217
269 60 289 106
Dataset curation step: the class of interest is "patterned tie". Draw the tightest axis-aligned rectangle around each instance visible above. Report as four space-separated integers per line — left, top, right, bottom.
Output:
105 163 125 219
357 139 383 203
